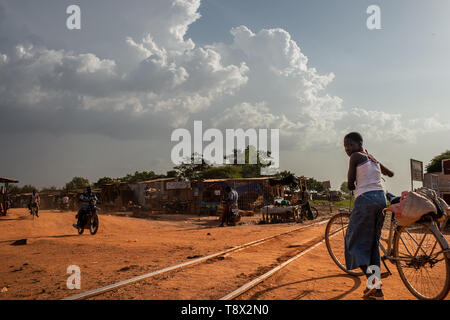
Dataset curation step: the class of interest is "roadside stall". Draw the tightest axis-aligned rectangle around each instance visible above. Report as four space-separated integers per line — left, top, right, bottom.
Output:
261 175 311 223
0 177 19 216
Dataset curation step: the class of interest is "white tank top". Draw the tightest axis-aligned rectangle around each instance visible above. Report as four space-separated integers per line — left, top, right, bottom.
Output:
355 159 384 199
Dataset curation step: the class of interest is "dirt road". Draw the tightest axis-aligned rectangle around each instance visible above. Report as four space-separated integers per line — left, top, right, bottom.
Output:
0 208 448 300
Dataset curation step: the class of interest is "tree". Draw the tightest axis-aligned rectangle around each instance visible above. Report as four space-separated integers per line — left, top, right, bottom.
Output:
426 150 450 173
200 165 243 179
173 153 212 181
20 185 38 193
40 186 58 192
340 181 350 194
6 185 22 195
306 178 324 192
65 177 90 191
275 170 295 179
225 146 273 178
7 184 37 194
120 171 164 183
166 170 177 178
94 177 115 188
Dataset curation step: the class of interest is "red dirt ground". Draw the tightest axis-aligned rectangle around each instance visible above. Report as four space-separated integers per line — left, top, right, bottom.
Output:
0 208 449 300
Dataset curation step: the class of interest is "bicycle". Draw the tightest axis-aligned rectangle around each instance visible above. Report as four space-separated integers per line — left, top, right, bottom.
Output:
295 201 319 223
325 192 450 300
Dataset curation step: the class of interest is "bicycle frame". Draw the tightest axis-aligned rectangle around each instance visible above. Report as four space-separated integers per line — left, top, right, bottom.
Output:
379 209 450 264
378 209 396 259
325 201 450 299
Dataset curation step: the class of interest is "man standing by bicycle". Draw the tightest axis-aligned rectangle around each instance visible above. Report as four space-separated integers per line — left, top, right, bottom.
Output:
343 132 394 300
300 186 314 220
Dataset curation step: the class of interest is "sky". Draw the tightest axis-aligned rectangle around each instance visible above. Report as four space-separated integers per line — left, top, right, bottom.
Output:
0 0 449 194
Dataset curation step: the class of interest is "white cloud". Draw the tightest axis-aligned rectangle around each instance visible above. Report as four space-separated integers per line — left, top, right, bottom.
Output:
0 0 448 149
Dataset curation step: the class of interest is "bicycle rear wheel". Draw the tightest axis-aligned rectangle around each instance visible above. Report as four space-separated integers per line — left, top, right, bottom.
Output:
310 206 319 219
394 221 450 300
325 212 364 276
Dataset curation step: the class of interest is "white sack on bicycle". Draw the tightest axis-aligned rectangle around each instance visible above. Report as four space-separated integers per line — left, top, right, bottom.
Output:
400 192 437 226
387 192 431 226
387 187 449 226
416 187 450 217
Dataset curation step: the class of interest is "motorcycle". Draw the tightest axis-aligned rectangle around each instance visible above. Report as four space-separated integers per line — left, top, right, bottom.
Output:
75 198 100 235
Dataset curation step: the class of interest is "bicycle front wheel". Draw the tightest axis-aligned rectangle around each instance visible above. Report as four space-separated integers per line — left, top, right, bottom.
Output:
325 212 364 276
394 221 450 300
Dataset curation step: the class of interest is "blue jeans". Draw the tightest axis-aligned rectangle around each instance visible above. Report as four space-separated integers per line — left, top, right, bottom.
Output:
345 190 386 271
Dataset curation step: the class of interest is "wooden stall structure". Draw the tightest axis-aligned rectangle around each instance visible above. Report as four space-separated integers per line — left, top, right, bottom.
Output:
140 178 181 213
261 175 312 223
424 172 450 205
193 177 281 216
38 190 62 210
0 177 18 215
99 182 135 211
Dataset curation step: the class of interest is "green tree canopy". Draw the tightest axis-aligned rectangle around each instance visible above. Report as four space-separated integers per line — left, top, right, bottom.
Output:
120 171 164 183
65 177 90 191
306 178 324 192
173 147 275 181
426 150 450 173
7 184 37 194
340 181 350 194
200 165 243 179
275 170 296 179
173 153 212 181
93 177 115 188
166 170 178 178
40 186 58 192
20 185 38 193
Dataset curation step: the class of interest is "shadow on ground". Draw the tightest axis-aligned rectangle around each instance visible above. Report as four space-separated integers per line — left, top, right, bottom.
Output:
246 273 362 300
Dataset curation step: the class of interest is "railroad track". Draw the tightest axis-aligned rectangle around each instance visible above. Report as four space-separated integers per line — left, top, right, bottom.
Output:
220 222 349 300
62 218 330 300
219 238 326 300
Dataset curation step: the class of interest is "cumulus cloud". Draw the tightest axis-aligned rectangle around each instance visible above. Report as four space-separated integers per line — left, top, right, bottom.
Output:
0 0 448 150
0 0 248 137
208 25 448 149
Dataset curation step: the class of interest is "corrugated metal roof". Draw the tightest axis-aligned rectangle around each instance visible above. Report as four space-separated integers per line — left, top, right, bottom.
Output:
136 177 177 184
0 177 19 183
200 177 276 183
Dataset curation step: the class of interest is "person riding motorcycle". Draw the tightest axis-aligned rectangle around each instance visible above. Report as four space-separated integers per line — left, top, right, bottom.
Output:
73 186 98 229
